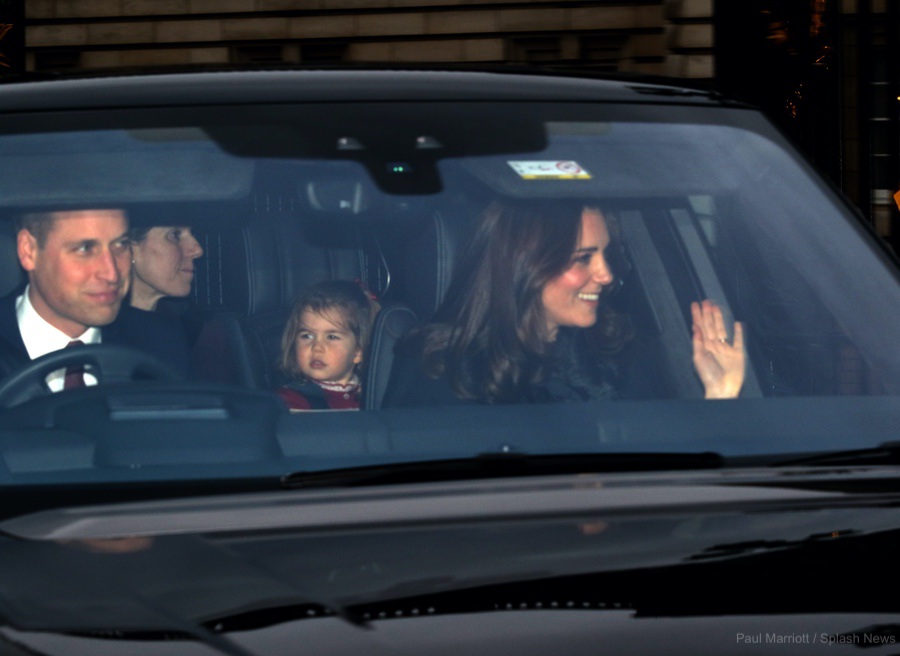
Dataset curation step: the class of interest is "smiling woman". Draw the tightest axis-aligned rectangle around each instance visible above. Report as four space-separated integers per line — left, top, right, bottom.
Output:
383 199 745 407
541 207 614 338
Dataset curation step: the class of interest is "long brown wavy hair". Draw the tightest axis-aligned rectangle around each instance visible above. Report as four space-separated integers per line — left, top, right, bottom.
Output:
417 199 630 403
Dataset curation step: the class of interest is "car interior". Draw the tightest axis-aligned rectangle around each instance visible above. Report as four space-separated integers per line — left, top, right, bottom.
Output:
173 176 474 410
1 103 899 484
0 155 884 410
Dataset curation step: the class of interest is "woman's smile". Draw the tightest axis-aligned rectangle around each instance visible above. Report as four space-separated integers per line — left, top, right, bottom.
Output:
541 208 614 340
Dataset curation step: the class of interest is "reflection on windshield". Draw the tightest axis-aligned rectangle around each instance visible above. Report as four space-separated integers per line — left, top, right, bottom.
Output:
1 501 898 637
0 108 897 486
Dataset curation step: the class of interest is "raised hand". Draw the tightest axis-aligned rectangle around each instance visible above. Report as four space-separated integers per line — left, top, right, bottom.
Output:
690 299 745 399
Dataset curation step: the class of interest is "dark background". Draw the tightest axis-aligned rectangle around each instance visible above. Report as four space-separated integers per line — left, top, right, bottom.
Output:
0 0 23 76
716 0 900 253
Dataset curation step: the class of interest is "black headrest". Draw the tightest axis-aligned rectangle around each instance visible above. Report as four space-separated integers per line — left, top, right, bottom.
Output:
222 210 365 317
0 229 25 299
400 208 473 322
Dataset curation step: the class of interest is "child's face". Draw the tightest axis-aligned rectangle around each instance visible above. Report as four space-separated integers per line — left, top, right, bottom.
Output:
294 308 362 384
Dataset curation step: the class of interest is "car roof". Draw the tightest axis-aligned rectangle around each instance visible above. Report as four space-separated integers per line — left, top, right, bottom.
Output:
0 66 741 111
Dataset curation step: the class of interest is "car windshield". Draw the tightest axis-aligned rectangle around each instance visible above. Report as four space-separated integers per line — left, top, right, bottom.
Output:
1 72 900 498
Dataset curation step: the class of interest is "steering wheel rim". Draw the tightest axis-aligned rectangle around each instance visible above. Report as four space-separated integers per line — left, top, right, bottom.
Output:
0 344 182 408
0 339 27 380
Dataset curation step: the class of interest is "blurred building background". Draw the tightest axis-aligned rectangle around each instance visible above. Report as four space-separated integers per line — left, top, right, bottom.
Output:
0 0 898 250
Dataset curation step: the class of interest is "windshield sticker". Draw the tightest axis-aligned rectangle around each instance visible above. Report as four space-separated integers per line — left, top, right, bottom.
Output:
508 160 591 180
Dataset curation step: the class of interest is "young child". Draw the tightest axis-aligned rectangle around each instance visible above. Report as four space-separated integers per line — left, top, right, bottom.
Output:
276 280 377 411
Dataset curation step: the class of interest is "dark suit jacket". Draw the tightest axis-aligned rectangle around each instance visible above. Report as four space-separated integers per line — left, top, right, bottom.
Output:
0 288 191 379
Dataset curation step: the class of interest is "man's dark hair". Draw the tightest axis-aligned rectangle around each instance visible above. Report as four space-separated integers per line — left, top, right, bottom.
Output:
18 212 58 248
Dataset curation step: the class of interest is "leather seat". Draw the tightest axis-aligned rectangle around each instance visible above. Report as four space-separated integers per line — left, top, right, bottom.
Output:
190 192 472 406
363 207 474 409
362 301 417 409
0 228 27 378
0 225 25 300
191 207 369 390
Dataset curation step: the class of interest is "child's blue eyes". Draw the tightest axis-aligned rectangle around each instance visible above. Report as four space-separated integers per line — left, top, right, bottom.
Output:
299 333 343 341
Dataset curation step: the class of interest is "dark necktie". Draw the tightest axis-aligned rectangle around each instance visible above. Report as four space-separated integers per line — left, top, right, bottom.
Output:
63 340 86 390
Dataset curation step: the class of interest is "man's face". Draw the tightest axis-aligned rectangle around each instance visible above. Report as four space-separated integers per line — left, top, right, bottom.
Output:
17 210 131 338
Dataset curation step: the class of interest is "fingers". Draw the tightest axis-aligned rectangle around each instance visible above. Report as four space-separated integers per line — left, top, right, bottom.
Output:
732 320 744 351
710 301 727 343
690 301 746 399
690 300 701 328
691 319 703 358
693 299 735 346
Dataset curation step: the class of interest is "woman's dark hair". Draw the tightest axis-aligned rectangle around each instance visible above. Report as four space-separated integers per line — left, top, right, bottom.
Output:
279 279 377 379
128 225 152 242
416 199 629 403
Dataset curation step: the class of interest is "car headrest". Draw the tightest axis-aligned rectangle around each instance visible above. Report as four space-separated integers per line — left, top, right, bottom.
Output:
220 209 365 317
400 208 473 322
0 228 25 299
304 179 368 214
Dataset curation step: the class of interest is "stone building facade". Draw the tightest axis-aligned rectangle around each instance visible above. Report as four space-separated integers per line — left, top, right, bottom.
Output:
23 0 715 80
8 0 900 245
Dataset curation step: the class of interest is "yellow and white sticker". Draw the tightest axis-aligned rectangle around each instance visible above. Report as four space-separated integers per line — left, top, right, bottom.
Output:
508 160 591 180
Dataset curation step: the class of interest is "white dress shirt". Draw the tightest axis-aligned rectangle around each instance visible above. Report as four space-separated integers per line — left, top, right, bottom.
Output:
16 286 101 391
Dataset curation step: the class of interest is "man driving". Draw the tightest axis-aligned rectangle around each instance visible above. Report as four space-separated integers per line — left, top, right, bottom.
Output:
0 208 188 389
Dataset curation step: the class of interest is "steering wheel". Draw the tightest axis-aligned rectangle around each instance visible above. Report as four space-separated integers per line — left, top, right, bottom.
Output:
0 339 27 380
0 344 182 408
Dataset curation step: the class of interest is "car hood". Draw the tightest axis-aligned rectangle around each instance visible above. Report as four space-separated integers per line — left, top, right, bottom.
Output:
1 467 900 654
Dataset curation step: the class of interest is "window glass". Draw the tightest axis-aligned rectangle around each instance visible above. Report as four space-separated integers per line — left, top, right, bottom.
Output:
0 101 898 484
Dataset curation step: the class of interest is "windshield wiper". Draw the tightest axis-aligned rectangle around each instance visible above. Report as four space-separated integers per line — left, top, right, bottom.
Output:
772 442 900 468
281 452 724 489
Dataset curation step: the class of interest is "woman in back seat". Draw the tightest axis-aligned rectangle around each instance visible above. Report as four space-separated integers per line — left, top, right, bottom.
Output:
125 223 205 378
129 224 204 313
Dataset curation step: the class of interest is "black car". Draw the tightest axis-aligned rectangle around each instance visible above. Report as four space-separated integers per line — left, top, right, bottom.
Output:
0 67 899 654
